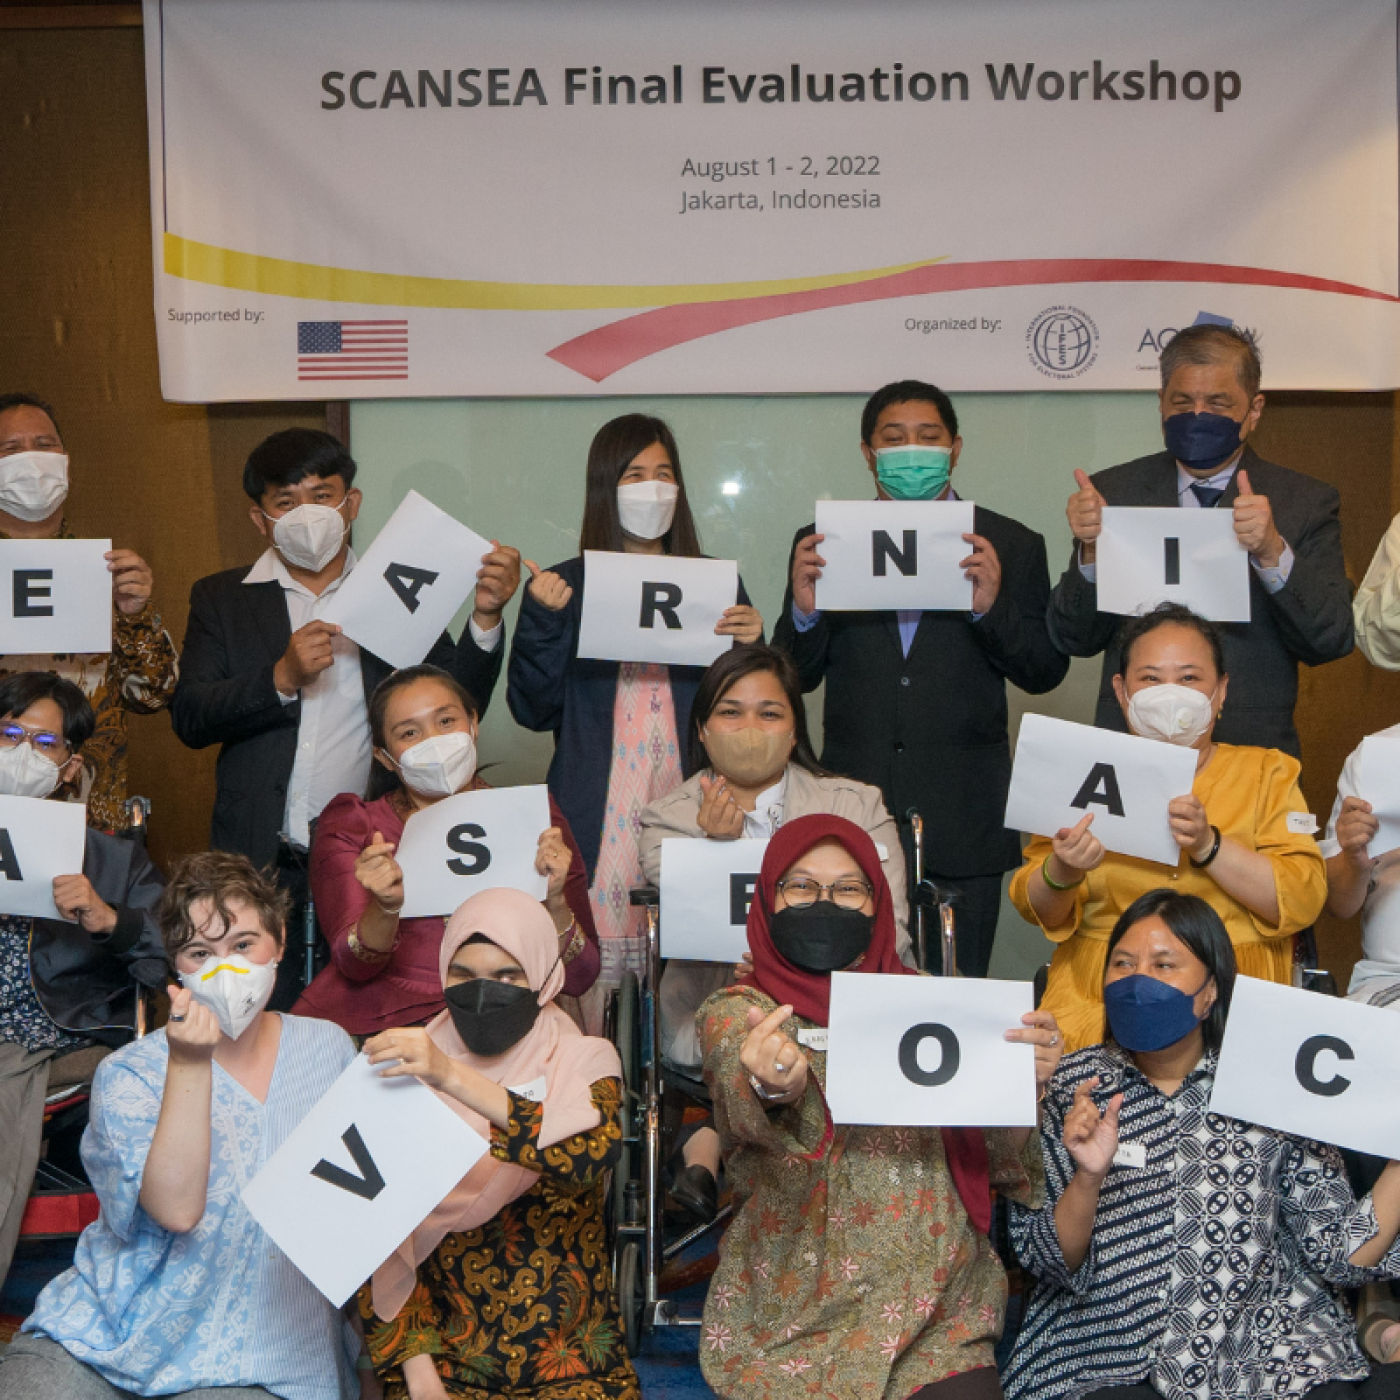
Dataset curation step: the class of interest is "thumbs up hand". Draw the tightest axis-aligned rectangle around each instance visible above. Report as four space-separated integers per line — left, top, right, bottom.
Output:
1066 470 1105 563
1232 468 1284 568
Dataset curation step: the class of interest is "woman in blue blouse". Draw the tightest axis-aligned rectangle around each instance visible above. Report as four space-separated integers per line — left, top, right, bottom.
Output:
506 413 762 1029
1005 889 1400 1400
0 852 358 1400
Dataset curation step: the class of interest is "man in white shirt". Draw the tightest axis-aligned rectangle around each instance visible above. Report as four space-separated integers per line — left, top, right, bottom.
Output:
1321 722 1400 1008
172 428 519 1005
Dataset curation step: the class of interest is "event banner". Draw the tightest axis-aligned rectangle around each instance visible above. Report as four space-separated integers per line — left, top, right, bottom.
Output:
144 0 1400 400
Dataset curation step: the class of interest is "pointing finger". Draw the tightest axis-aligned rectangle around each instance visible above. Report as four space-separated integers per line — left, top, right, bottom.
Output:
1073 469 1092 491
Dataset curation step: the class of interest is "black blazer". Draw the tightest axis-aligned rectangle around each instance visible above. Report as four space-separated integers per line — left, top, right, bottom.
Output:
1046 445 1353 758
772 504 1067 878
171 565 503 869
30 828 167 1046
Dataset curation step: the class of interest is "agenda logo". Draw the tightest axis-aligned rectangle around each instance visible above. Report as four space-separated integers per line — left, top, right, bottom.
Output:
1026 305 1099 380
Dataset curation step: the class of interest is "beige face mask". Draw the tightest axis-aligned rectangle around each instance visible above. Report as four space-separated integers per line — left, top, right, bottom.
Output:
702 727 794 787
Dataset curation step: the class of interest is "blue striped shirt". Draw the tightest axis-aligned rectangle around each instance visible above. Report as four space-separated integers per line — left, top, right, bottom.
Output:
1004 1043 1400 1400
26 1014 358 1400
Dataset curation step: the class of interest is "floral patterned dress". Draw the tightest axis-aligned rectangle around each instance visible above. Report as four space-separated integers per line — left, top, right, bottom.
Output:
699 984 1044 1400
360 1079 639 1400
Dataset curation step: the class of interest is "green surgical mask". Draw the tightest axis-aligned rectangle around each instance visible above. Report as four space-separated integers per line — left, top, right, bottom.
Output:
874 445 953 500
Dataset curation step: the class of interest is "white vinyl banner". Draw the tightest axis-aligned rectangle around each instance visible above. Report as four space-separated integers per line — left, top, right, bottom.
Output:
1211 976 1400 1160
1003 713 1197 866
320 491 493 669
576 552 738 667
242 1053 489 1306
143 0 1400 400
396 785 551 918
0 540 113 655
0 797 89 922
814 499 974 612
658 836 768 963
824 972 1036 1127
1096 508 1251 622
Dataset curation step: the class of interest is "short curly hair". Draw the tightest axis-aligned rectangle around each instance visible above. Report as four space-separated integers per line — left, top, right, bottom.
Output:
157 851 289 962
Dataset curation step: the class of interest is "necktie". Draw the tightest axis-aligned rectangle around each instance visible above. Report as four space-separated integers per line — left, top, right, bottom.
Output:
1190 484 1225 509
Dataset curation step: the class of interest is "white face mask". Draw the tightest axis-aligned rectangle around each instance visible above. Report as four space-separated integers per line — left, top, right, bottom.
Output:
1126 682 1216 747
394 729 477 799
264 500 350 572
0 742 64 799
179 953 279 1040
616 480 679 541
0 451 69 522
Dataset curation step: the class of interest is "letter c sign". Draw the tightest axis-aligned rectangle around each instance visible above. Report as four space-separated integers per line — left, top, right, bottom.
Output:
1295 1034 1355 1098
898 1023 960 1087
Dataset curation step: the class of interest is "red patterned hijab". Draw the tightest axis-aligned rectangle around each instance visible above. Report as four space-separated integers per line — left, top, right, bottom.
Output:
737 813 992 1233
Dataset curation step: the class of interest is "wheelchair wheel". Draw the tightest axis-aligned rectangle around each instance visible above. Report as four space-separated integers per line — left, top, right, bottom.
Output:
616 1237 644 1357
611 973 641 1232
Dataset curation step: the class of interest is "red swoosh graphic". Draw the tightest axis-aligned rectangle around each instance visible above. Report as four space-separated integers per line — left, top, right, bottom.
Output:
546 257 1398 383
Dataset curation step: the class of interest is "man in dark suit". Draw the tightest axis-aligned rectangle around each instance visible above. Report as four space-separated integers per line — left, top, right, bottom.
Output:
172 429 519 1004
1048 323 1353 757
773 380 1068 976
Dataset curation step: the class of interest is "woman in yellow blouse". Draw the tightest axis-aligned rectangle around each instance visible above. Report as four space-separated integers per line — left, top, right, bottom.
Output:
1011 603 1326 1052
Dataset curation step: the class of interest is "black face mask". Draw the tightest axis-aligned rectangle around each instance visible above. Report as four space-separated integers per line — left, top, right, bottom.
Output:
444 977 541 1057
769 902 874 974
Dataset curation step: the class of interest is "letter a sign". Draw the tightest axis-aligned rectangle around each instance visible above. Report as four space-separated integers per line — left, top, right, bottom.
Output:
320 490 494 669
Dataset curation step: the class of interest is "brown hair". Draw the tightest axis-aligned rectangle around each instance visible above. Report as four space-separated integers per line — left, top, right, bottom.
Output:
158 851 290 962
577 413 702 556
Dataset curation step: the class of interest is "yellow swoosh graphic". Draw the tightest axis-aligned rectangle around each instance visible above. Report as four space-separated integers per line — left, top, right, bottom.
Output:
199 962 250 980
164 233 946 311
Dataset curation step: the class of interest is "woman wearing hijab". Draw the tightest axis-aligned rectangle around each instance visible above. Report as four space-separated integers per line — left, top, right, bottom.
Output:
359 888 638 1400
698 814 1063 1400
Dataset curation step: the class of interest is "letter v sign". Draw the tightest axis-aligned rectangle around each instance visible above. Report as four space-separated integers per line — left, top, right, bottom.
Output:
309 1124 387 1201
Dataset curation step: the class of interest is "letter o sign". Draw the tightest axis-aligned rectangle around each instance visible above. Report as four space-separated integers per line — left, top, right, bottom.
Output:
898 1023 960 1087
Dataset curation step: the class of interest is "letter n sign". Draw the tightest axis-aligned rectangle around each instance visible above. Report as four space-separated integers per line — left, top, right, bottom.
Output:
872 530 917 578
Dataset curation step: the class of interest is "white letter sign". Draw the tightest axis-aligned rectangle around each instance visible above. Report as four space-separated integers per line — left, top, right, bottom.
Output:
1096 507 1251 623
1211 976 1400 1159
1003 713 1197 866
242 1053 489 1306
0 796 88 922
814 500 975 613
576 551 738 668
396 785 551 918
0 539 113 655
824 973 1036 1127
1354 735 1400 859
658 836 767 964
320 490 493 669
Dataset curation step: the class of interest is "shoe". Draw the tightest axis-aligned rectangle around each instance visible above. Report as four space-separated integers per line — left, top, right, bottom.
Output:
670 1164 718 1223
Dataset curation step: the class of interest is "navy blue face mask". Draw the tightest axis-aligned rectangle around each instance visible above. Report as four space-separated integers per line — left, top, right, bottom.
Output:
1162 411 1244 474
1103 973 1211 1052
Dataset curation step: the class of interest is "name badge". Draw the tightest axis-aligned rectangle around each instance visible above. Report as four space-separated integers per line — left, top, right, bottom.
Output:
509 1075 547 1102
1113 1140 1147 1170
797 1029 828 1052
1287 811 1319 835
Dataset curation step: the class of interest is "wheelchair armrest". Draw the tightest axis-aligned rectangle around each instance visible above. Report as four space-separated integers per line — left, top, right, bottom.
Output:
629 884 660 909
914 879 964 909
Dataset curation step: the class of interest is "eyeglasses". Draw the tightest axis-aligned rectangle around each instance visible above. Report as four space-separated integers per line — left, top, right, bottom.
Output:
775 877 872 910
0 723 68 759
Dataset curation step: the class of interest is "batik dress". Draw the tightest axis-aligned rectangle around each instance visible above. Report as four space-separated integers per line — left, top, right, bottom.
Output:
698 983 1044 1400
360 1078 640 1400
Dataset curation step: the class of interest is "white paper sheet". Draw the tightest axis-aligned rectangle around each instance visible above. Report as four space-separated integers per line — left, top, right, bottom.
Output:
0 538 113 654
1003 713 1198 866
813 499 975 612
0 796 88 921
1355 735 1400 859
824 973 1036 1127
576 551 738 667
1096 507 1251 622
1211 975 1400 1159
242 1053 489 1306
396 785 551 918
658 836 767 963
320 490 494 668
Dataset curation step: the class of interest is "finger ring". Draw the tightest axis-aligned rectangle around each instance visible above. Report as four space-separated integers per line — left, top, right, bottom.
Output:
774 1062 788 1074
169 1014 186 1022
1049 1034 1059 1046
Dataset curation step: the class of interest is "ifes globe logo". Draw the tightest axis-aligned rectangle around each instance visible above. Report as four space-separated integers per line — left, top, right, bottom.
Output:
1026 305 1099 379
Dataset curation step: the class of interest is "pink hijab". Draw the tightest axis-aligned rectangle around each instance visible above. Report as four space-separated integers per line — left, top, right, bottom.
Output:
371 887 621 1320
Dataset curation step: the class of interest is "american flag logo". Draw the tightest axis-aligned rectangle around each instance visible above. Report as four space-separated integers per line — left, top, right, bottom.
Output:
296 320 408 381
